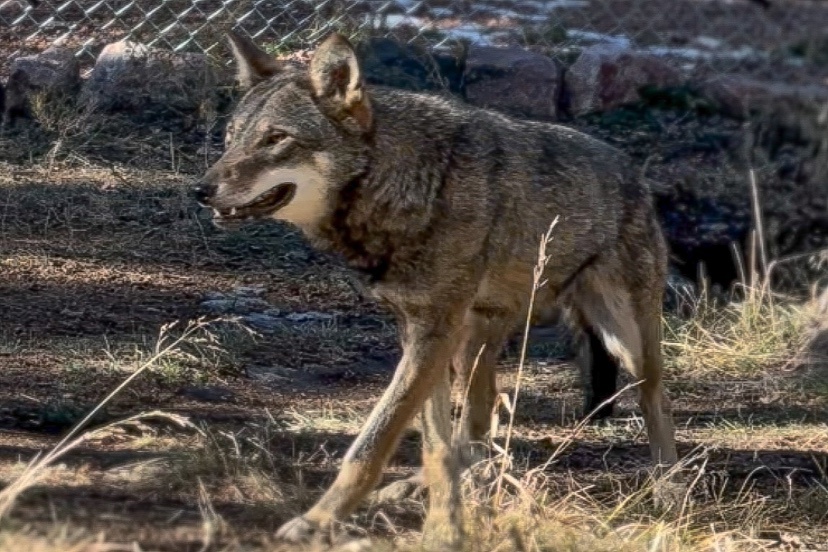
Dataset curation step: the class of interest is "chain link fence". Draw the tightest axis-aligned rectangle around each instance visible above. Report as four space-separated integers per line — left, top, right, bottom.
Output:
0 0 827 84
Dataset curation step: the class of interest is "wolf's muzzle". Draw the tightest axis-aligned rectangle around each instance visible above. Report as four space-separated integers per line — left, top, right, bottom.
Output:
192 182 217 206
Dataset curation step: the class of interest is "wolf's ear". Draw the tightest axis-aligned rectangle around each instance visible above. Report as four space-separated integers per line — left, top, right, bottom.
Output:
227 30 283 90
309 33 372 132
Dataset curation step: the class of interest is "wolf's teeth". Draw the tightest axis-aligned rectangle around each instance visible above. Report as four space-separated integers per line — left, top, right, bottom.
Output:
230 207 237 216
212 208 221 217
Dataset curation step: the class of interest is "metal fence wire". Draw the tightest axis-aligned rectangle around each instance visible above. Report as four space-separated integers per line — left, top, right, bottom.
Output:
0 0 827 84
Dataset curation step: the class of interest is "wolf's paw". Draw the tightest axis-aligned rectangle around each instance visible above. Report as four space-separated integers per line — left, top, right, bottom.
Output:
275 515 329 545
370 472 426 503
422 518 465 552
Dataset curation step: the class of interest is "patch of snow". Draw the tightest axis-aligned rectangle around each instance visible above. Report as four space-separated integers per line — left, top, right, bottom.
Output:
692 36 724 50
443 24 494 45
485 6 573 22
379 12 494 45
563 28 766 64
391 0 420 11
464 1 588 24
430 7 454 17
645 44 766 61
376 7 765 65
567 29 632 48
521 0 590 10
381 13 425 29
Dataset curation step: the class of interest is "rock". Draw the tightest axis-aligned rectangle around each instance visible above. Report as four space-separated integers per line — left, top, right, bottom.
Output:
356 37 464 94
564 43 683 116
233 284 266 297
3 46 81 124
81 39 229 113
201 280 341 333
0 0 29 21
284 311 334 323
241 310 336 333
200 296 272 315
700 78 828 201
463 45 562 119
655 177 751 290
178 385 235 403
203 285 266 302
700 76 828 183
246 364 294 385
241 312 284 332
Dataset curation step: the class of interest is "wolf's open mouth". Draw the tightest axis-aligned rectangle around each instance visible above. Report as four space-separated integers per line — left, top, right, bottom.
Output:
215 183 296 221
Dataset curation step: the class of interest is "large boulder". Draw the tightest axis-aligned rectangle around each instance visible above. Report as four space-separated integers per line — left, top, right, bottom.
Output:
699 76 828 283
564 43 683 116
3 46 81 124
356 37 464 95
463 45 563 119
701 75 828 123
701 75 828 183
0 0 30 21
655 181 751 289
81 39 229 114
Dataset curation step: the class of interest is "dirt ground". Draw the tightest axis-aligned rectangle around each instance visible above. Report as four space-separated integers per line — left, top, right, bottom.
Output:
0 95 825 552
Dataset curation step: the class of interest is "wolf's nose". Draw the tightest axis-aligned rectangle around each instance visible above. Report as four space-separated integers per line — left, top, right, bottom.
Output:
192 182 215 205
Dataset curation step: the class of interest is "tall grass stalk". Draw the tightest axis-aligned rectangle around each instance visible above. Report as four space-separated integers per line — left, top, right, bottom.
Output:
493 216 558 509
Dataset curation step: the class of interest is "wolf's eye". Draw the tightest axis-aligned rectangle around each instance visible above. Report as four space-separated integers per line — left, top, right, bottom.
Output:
264 132 288 147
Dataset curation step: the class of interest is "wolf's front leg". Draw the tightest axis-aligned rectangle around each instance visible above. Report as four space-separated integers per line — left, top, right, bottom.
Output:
420 361 464 549
275 317 462 545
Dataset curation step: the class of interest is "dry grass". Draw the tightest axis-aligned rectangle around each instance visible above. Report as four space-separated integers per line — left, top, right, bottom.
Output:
662 291 807 378
0 204 824 552
0 88 825 551
0 318 223 521
0 530 127 552
663 172 813 381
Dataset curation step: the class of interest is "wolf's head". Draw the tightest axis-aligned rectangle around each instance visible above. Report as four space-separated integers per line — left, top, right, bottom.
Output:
194 31 373 232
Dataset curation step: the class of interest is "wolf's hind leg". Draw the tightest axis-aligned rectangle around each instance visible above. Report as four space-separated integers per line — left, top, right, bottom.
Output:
574 270 677 468
575 325 620 421
452 309 515 469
